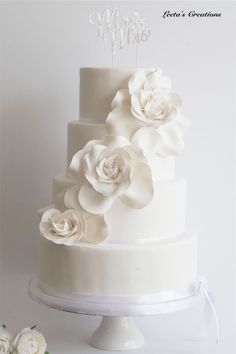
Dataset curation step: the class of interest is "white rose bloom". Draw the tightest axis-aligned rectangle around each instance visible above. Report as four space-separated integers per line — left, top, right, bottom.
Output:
40 207 108 245
106 69 190 157
68 135 154 215
0 326 13 354
13 328 46 354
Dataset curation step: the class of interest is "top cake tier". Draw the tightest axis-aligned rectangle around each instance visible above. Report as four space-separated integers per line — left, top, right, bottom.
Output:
80 67 144 123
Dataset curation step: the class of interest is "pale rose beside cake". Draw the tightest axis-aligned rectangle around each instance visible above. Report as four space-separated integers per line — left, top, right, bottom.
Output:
37 68 197 299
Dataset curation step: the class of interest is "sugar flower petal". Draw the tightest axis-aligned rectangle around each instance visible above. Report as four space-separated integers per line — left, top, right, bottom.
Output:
122 144 146 162
102 134 131 149
144 69 172 92
111 89 130 110
64 185 85 211
132 126 160 156
130 93 146 121
41 208 60 223
153 114 190 156
85 214 108 244
120 161 154 209
106 106 141 140
128 70 146 94
83 144 107 174
0 326 13 354
68 139 100 179
79 182 115 215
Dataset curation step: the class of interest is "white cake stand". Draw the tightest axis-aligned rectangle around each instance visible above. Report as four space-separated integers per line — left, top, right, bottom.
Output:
28 277 215 351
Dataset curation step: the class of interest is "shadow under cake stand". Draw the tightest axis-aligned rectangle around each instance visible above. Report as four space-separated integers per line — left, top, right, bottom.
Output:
28 277 215 351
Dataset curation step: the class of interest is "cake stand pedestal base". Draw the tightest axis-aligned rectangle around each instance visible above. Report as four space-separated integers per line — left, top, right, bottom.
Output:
90 316 144 351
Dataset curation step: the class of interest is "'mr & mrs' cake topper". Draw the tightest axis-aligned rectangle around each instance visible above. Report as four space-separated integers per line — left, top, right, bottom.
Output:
89 8 151 65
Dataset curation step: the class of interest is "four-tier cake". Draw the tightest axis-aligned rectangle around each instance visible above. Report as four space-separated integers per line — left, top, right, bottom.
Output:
38 68 197 301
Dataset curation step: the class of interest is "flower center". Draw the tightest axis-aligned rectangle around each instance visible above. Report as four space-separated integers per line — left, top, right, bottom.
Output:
48 214 84 238
27 338 38 354
96 154 126 183
144 93 170 121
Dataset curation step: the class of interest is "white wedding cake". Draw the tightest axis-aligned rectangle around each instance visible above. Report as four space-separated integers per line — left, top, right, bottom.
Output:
38 68 197 300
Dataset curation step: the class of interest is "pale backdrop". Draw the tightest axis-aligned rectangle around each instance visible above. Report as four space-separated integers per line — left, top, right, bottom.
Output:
0 1 235 353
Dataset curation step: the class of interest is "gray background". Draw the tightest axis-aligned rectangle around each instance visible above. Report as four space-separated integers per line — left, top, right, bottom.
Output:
0 1 235 353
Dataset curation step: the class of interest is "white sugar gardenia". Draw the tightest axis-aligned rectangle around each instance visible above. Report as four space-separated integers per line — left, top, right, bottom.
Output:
40 208 108 244
13 328 46 354
68 135 154 215
106 69 190 157
0 326 13 354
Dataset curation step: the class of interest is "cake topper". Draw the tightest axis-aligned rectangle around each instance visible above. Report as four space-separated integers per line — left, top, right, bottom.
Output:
89 8 151 65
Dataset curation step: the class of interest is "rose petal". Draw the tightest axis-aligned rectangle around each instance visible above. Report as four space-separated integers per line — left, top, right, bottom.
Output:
120 162 154 209
44 233 81 246
106 106 141 140
111 89 130 110
128 70 146 94
157 75 172 91
132 126 160 156
144 69 172 92
102 134 131 149
0 326 13 353
170 93 182 109
123 144 146 162
84 172 127 197
79 182 115 214
143 69 162 90
64 186 84 211
85 215 108 243
83 145 107 173
175 114 190 133
130 93 147 121
68 139 100 179
140 89 152 107
154 114 190 156
37 205 54 218
41 208 60 223
83 144 107 184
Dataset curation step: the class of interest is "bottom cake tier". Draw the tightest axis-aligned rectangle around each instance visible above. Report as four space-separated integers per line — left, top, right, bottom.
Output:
39 233 197 299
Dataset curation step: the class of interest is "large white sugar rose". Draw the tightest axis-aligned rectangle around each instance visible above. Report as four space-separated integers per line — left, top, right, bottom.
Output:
0 326 13 354
40 207 108 244
106 69 189 157
13 328 46 354
68 135 154 215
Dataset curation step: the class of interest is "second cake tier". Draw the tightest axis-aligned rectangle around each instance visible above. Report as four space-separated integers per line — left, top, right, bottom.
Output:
52 176 186 242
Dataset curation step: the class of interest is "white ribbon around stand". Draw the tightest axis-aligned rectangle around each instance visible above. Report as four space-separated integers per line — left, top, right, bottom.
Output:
29 276 219 343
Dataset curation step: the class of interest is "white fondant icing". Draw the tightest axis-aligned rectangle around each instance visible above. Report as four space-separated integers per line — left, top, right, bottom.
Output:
67 121 106 166
39 233 197 297
80 68 142 123
105 178 186 242
37 66 197 304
